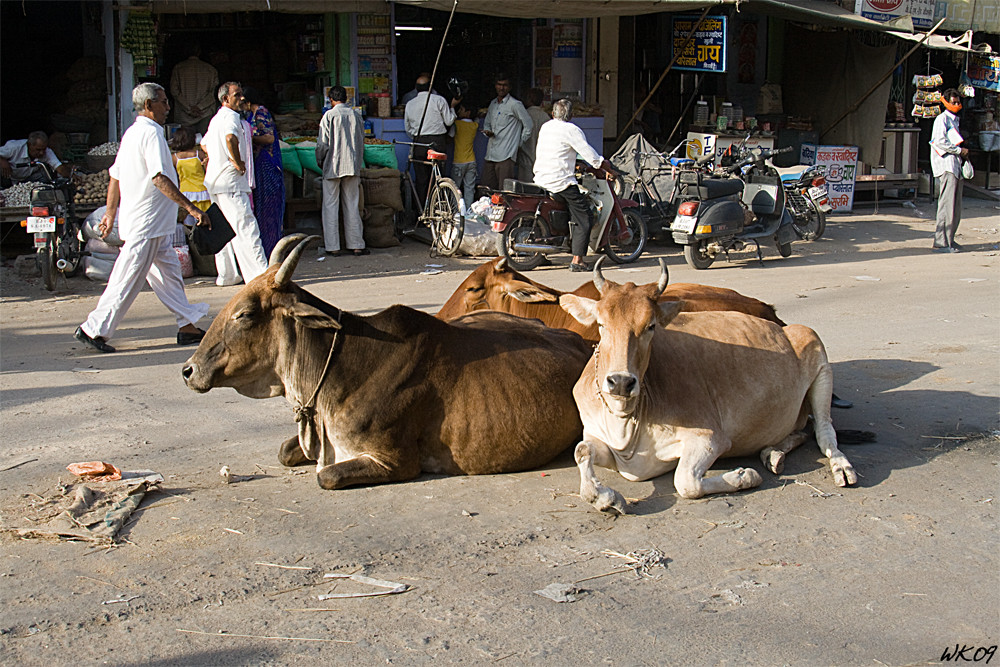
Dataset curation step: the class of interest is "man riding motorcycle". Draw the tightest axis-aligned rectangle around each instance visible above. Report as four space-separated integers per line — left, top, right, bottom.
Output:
532 98 615 272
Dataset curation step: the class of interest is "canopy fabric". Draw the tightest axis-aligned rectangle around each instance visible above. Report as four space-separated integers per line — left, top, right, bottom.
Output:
392 0 727 18
150 0 389 12
888 29 979 52
747 0 909 32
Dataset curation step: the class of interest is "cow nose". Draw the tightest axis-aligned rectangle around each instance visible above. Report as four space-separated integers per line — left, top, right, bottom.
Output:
604 372 638 397
181 363 195 382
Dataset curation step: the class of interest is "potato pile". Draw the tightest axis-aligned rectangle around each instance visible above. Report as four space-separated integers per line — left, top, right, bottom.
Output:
364 138 392 145
74 170 110 205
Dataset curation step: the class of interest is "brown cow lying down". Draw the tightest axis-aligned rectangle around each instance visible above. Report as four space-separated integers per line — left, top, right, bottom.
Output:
437 257 785 341
559 258 857 514
437 258 854 410
182 235 591 490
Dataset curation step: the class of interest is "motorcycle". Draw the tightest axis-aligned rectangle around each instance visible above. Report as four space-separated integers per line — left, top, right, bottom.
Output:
489 164 647 271
670 145 800 270
20 162 84 291
774 163 831 241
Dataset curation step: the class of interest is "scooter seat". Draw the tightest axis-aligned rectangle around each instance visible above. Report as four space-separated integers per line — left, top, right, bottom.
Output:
680 176 743 200
773 165 808 182
503 179 547 196
669 157 695 167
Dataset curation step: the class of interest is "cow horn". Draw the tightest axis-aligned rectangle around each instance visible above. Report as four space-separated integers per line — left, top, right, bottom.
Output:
269 233 308 267
495 256 508 271
274 235 321 287
656 258 669 296
593 256 607 294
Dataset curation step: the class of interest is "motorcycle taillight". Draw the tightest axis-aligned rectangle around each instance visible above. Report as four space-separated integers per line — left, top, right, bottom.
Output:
678 201 699 216
811 176 826 187
31 206 49 216
490 193 504 205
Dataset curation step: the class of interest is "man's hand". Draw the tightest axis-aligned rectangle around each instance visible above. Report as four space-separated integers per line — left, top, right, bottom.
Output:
482 129 494 138
960 147 970 158
0 157 11 179
191 208 211 228
98 211 115 238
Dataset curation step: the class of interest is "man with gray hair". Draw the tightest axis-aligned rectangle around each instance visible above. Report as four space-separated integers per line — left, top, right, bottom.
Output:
532 99 615 272
0 131 72 186
75 83 211 353
201 81 268 285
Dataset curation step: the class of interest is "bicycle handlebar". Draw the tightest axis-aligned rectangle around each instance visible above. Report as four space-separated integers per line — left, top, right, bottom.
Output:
392 139 432 148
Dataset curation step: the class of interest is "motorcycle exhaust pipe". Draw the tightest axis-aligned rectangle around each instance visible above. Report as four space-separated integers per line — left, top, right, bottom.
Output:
512 243 562 254
56 259 69 271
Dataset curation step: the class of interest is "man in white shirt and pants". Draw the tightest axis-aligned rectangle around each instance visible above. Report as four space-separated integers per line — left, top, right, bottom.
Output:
533 98 614 272
404 74 460 203
75 83 211 353
929 88 969 253
202 81 268 285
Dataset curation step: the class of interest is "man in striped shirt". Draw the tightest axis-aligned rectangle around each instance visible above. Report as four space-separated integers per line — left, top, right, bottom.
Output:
169 42 218 136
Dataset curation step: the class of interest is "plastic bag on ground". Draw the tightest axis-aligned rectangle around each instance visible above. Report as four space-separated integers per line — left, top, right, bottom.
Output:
456 215 501 257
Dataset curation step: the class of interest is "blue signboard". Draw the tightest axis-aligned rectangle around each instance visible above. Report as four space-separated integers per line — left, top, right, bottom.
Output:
671 15 727 73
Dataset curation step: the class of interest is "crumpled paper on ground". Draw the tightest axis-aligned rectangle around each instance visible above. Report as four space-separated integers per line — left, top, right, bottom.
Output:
8 470 163 543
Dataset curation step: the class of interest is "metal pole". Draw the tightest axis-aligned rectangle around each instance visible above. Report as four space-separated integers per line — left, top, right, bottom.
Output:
416 0 459 138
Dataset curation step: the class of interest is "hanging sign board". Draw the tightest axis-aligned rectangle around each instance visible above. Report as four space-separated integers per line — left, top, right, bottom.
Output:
854 0 934 30
671 16 727 73
964 53 1000 92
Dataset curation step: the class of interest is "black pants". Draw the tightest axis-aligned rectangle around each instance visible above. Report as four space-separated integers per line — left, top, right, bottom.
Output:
551 184 594 258
412 133 448 204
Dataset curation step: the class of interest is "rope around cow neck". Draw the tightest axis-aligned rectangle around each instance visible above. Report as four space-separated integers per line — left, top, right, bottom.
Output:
592 343 647 461
292 328 340 426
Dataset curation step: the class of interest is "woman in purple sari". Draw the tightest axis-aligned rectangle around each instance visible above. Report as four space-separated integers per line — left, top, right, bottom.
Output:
244 88 285 256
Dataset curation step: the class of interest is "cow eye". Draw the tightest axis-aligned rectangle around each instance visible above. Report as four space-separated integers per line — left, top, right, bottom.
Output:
646 322 657 333
232 308 256 322
466 286 483 293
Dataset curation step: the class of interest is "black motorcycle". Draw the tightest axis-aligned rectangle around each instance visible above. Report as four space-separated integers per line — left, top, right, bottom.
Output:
21 162 84 290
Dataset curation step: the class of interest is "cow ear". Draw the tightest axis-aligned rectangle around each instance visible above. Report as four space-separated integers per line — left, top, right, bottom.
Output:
559 294 598 325
507 280 559 303
287 303 343 330
655 300 684 327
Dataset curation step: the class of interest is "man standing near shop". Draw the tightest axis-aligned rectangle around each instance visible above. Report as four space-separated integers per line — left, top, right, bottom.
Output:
74 83 210 354
516 88 551 184
201 81 268 286
930 88 969 253
170 42 218 136
533 98 615 272
405 73 460 202
316 85 368 256
482 73 532 190
0 131 72 186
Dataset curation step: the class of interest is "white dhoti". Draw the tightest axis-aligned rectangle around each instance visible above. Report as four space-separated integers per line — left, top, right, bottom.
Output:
321 175 364 253
81 235 209 340
211 190 268 286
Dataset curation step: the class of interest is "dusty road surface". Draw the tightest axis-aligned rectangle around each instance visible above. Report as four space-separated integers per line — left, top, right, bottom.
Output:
1 198 998 666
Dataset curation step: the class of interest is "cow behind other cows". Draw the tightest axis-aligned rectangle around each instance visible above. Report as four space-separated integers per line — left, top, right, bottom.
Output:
559 258 857 514
182 235 592 490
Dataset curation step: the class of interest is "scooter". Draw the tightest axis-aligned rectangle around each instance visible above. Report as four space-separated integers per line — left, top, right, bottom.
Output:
670 146 799 270
20 162 84 291
774 163 831 241
489 164 647 271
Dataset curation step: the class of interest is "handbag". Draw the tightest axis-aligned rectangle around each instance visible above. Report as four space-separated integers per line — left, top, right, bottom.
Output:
961 160 975 180
188 203 235 255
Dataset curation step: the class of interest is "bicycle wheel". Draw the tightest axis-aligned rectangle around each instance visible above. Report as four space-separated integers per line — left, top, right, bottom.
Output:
429 178 464 257
604 210 648 264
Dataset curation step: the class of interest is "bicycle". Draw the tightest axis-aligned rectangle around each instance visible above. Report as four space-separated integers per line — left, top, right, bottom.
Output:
394 140 464 257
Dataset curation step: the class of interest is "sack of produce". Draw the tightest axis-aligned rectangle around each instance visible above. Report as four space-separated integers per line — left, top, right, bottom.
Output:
294 141 323 176
279 141 303 177
363 143 398 170
83 256 116 283
360 168 403 211
82 206 124 247
85 237 120 257
457 217 501 257
362 204 400 248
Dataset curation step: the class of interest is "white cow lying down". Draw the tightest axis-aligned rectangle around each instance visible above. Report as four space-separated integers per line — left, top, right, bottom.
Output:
559 258 857 514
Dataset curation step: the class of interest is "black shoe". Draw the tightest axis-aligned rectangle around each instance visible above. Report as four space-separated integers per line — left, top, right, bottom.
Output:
74 326 116 353
569 262 590 272
950 242 963 250
177 328 206 345
831 393 853 409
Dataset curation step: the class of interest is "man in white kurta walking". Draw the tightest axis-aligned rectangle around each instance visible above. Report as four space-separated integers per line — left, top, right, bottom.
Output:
316 85 367 256
75 83 211 354
202 81 268 285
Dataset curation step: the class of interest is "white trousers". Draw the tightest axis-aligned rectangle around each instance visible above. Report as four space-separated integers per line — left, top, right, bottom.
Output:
321 175 364 252
211 191 268 286
81 235 209 340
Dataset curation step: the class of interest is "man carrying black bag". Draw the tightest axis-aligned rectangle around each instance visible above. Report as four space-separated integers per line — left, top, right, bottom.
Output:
74 83 212 354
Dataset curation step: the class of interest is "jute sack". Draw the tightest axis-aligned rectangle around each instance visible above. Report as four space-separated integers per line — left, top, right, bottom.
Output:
361 168 403 211
363 204 401 248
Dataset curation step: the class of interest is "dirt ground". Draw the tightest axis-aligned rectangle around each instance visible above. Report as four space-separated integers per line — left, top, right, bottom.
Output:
1 197 998 666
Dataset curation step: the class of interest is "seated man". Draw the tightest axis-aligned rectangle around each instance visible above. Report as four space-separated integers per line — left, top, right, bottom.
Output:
532 99 615 272
0 131 72 186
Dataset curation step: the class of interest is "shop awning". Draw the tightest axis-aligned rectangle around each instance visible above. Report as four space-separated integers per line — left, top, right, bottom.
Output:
887 29 978 51
149 0 390 12
391 0 734 18
745 0 913 32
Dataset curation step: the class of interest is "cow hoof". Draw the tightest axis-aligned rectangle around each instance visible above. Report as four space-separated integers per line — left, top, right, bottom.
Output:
725 467 762 491
830 458 857 487
591 485 627 515
278 436 312 467
316 465 343 490
761 448 785 475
